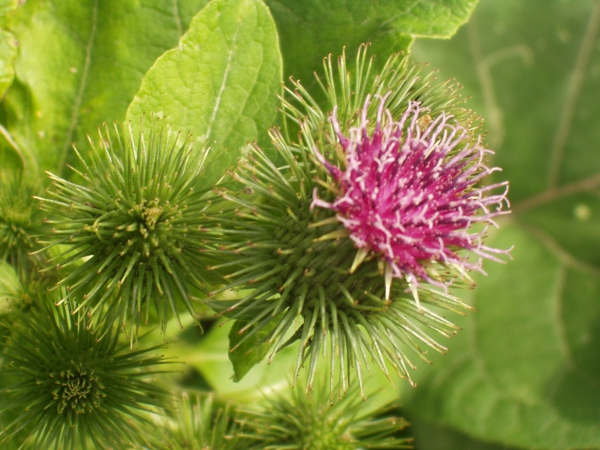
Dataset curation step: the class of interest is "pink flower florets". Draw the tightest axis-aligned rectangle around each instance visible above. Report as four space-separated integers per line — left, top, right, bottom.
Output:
311 96 510 304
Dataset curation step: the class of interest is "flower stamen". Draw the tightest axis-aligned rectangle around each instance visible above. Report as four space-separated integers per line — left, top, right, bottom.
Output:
312 95 511 307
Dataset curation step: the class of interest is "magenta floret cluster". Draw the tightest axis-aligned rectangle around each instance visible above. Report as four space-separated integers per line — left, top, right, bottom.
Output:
311 96 510 300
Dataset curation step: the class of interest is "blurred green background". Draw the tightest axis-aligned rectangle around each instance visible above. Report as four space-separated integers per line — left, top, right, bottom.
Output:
406 1 600 448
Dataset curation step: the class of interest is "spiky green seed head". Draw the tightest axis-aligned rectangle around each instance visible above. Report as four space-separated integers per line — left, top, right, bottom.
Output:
0 175 46 273
0 300 172 449
237 379 411 449
38 120 218 338
150 392 240 450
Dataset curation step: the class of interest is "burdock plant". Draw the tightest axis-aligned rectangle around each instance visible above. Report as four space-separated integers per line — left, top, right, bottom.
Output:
0 0 523 447
238 378 412 449
0 176 58 306
0 299 171 449
0 176 46 276
152 392 241 450
38 121 217 339
208 47 511 396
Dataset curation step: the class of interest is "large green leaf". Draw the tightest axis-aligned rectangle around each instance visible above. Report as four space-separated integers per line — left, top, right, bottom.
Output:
0 0 209 176
0 0 19 175
406 415 518 450
267 0 479 90
406 227 600 449
0 0 18 99
406 0 600 448
0 0 478 179
0 30 17 100
126 0 282 189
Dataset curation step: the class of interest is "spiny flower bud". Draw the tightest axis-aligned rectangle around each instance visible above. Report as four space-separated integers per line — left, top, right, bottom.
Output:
150 392 240 450
0 301 171 449
0 176 47 276
38 120 217 339
237 379 411 449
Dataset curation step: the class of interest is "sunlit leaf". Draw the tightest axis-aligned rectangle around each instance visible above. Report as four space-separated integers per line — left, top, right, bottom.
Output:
126 0 282 189
0 0 209 176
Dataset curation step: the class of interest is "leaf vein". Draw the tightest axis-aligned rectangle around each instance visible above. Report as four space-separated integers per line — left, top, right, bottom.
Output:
514 173 600 213
204 23 242 143
548 0 600 188
520 222 600 277
552 266 575 367
57 0 98 176
172 0 183 41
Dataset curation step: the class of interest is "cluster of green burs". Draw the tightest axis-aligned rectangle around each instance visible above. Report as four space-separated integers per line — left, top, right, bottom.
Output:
0 48 481 449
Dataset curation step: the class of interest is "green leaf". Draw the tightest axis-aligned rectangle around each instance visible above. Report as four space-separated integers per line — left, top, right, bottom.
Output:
412 0 599 203
228 318 280 382
518 192 600 269
0 0 209 176
0 30 17 99
0 0 18 99
406 1 600 447
405 227 600 449
0 0 19 160
407 416 519 450
0 0 17 23
126 0 283 189
266 0 478 90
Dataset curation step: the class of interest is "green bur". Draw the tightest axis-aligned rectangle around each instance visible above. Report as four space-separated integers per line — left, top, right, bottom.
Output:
38 120 218 341
0 301 171 449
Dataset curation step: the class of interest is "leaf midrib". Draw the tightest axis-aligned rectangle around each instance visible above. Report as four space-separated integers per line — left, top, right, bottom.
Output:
56 0 98 177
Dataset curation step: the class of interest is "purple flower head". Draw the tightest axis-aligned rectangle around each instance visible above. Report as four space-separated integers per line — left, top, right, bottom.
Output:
311 95 511 308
